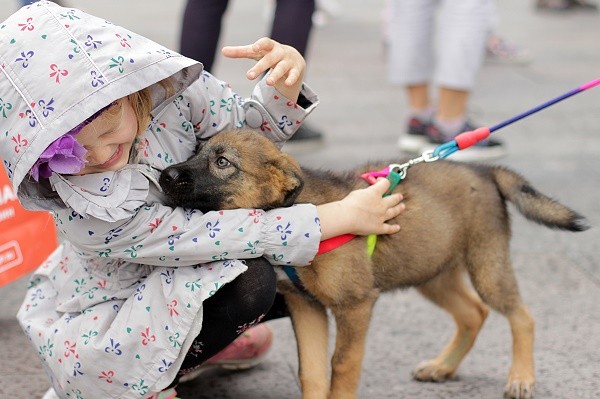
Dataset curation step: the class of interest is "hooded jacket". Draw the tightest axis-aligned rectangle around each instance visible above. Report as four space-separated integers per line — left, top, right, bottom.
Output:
1 2 321 398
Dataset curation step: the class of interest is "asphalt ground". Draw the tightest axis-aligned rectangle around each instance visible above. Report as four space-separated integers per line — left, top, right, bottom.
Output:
1 1 599 398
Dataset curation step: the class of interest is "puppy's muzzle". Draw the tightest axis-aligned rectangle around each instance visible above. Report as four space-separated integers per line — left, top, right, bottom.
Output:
159 166 193 197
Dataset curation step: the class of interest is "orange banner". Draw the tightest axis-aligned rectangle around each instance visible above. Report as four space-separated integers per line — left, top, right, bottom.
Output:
0 164 58 287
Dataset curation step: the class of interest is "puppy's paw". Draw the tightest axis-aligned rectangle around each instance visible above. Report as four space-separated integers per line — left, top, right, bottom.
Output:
411 359 456 382
504 378 535 399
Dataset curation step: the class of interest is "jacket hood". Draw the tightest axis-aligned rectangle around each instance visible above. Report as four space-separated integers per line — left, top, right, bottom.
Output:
0 1 203 194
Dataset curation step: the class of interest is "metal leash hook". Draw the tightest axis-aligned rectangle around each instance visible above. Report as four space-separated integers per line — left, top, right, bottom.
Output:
359 151 438 196
388 150 440 180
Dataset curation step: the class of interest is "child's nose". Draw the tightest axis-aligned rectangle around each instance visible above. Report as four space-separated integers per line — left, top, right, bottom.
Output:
85 147 111 166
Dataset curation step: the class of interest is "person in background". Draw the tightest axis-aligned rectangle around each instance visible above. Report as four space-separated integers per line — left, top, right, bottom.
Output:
180 0 324 149
536 0 598 10
485 33 533 65
387 0 506 161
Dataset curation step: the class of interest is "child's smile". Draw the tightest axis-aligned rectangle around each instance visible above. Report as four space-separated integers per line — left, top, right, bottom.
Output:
75 98 139 174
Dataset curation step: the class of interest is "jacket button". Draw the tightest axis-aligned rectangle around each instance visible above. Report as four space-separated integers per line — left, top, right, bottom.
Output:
245 106 264 129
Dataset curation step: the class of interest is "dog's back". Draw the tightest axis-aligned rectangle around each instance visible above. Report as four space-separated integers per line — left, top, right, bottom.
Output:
299 159 589 291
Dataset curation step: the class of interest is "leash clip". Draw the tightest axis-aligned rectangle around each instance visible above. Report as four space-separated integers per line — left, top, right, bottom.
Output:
389 150 439 179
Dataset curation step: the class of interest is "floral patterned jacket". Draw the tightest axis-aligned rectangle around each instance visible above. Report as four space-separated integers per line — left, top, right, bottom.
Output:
0 2 321 398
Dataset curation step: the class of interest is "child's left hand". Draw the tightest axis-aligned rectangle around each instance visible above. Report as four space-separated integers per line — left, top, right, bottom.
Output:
222 37 306 102
316 178 405 240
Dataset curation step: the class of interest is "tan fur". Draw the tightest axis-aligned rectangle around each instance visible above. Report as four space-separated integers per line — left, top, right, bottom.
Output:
160 129 589 399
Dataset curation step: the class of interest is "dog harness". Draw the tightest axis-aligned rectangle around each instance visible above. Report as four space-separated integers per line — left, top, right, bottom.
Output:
281 168 404 289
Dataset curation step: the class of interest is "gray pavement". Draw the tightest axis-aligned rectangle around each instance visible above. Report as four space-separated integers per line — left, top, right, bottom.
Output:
1 0 599 398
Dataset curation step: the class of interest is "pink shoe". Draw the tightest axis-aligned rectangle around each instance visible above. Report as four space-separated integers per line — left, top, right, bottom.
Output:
145 387 179 399
179 323 273 383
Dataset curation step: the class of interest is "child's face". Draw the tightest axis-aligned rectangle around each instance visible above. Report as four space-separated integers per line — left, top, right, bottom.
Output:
75 98 139 175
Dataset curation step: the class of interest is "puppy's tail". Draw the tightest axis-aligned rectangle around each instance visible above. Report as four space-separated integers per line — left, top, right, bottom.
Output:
491 166 590 232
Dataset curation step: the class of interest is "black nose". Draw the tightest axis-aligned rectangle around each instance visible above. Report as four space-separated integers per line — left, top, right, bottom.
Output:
159 167 191 194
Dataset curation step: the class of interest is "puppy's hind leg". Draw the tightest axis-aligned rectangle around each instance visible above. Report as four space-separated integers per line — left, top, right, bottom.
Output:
413 267 490 382
467 248 535 399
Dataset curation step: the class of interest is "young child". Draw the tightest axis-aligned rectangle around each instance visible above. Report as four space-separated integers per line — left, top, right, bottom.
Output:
0 2 404 398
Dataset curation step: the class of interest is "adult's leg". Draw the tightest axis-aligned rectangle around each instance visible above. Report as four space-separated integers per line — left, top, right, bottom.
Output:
179 0 230 71
388 0 436 91
389 0 437 152
270 0 324 143
270 0 316 57
435 0 494 121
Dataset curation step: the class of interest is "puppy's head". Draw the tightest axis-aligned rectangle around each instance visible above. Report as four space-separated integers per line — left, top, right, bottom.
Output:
159 129 304 212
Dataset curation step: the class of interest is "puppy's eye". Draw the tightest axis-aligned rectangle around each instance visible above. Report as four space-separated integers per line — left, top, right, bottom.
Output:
216 156 231 168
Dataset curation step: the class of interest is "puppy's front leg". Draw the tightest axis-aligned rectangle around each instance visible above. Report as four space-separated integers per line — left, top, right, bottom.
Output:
328 289 380 399
285 291 330 399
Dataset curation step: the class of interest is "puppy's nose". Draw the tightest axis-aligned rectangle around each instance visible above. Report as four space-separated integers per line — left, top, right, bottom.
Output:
159 167 191 193
162 168 182 184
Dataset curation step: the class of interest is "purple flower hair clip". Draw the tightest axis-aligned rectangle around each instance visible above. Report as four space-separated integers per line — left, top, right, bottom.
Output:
29 101 117 181
30 132 87 181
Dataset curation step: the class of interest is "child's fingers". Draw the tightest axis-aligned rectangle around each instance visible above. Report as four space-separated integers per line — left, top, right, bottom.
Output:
380 199 404 235
242 45 281 80
221 38 274 61
381 221 401 234
370 178 392 195
283 67 301 86
248 54 277 80
386 201 405 219
265 59 288 85
266 61 301 87
253 37 276 52
222 38 303 86
221 44 257 60
384 192 403 204
381 193 404 223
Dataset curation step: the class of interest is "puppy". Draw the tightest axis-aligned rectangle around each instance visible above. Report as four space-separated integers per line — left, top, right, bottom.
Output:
159 129 588 399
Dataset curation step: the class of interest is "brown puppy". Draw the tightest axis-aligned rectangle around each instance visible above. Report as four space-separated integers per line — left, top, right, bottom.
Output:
159 129 588 399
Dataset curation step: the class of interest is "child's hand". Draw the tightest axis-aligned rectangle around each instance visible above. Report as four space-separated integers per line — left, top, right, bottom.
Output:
222 37 306 102
317 179 405 240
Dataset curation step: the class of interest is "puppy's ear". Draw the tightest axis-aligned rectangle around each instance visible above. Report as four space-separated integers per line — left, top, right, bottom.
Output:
194 138 209 154
268 152 304 207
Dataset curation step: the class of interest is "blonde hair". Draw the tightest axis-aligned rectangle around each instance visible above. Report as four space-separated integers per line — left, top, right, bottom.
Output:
127 88 153 135
100 78 176 137
127 78 175 135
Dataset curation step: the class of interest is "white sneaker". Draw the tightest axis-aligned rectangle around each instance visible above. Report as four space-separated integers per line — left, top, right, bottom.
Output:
42 388 60 399
486 36 533 66
397 117 430 154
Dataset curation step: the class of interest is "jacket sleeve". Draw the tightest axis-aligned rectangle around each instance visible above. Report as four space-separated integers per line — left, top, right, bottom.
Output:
181 71 319 146
53 196 322 268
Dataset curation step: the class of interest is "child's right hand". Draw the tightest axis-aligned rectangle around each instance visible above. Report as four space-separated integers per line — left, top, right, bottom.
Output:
222 37 306 102
317 178 405 240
